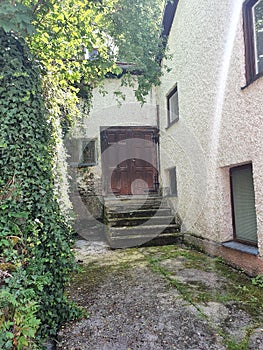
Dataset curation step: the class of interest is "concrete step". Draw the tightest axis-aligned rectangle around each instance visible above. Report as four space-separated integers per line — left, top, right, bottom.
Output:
107 208 172 218
104 195 181 249
104 197 165 210
109 224 180 238
106 203 166 211
104 195 161 203
108 232 183 249
108 215 175 227
141 233 183 247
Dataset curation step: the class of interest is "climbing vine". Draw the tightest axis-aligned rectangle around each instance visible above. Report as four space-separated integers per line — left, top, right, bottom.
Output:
0 31 81 348
0 0 168 347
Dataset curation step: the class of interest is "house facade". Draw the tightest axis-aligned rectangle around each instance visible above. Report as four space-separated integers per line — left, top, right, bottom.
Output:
67 0 263 275
158 0 263 274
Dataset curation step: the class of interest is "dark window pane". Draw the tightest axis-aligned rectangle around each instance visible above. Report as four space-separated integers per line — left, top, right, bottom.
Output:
167 85 179 126
169 91 179 122
169 167 178 196
79 140 96 166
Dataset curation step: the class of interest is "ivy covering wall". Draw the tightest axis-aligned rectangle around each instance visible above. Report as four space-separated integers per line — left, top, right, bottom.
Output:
0 30 80 349
0 0 167 347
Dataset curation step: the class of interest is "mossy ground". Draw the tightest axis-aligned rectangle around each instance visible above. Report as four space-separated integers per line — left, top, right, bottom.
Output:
63 241 263 350
139 244 263 320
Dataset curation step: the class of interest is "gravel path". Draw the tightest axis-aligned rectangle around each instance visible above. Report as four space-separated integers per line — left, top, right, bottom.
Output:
56 239 263 350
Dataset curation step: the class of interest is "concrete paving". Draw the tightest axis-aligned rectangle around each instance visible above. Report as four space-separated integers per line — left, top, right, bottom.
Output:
57 238 263 350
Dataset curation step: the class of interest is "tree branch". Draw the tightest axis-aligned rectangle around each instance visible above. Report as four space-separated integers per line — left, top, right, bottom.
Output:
32 0 46 14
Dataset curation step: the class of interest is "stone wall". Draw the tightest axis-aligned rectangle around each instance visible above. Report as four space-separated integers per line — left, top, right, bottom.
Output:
76 167 103 220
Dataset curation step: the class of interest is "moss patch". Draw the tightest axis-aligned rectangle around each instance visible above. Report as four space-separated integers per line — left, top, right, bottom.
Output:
139 244 263 349
141 245 263 320
66 247 147 308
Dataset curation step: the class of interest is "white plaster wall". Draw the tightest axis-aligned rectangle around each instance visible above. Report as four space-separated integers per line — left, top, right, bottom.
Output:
158 0 263 255
69 78 158 182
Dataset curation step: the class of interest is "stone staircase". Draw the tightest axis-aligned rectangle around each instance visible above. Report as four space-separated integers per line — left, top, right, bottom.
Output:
103 196 182 249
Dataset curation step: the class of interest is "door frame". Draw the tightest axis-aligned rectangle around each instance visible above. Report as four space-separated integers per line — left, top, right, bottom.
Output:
100 126 160 196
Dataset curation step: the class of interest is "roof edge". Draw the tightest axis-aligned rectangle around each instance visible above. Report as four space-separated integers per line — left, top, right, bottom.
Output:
162 0 179 39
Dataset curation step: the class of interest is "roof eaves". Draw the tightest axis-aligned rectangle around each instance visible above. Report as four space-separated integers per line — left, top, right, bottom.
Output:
162 0 179 42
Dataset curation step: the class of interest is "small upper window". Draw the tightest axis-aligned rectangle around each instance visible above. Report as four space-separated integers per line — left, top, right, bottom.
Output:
65 138 97 167
243 0 263 84
167 85 179 127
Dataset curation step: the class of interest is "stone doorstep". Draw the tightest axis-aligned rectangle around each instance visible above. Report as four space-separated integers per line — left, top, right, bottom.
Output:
103 195 162 202
106 203 169 211
107 233 183 249
108 215 175 227
107 208 172 218
109 224 180 237
222 241 258 256
109 232 182 241
104 196 168 211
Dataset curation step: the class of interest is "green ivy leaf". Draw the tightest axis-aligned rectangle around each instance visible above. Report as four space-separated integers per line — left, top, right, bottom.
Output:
0 1 34 36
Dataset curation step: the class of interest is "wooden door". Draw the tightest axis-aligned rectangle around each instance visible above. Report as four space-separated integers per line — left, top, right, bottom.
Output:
101 127 159 195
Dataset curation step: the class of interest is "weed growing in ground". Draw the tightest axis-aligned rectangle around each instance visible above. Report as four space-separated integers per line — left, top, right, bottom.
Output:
251 274 263 288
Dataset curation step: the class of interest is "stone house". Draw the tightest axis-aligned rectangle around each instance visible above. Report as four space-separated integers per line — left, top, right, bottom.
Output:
67 0 263 275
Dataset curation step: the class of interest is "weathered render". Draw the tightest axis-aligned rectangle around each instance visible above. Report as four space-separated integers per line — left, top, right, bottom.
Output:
158 0 263 274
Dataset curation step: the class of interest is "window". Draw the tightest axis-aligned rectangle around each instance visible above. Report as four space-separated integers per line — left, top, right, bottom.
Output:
243 0 263 84
168 167 178 196
230 163 258 245
167 85 179 126
79 140 97 166
65 138 97 167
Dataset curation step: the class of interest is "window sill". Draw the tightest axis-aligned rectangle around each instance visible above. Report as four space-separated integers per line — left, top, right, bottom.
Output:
241 72 263 90
78 163 97 168
166 118 179 129
69 162 97 168
222 241 258 256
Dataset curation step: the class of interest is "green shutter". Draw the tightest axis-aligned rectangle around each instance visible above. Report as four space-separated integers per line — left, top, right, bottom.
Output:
231 164 258 244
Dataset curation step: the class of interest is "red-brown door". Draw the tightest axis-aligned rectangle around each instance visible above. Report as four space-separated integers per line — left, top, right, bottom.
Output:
101 127 159 195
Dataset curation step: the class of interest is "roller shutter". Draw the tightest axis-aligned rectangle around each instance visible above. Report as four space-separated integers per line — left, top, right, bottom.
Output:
230 164 258 244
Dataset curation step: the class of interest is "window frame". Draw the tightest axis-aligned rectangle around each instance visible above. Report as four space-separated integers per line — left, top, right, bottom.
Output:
78 139 97 167
230 163 258 246
243 0 263 85
168 166 178 197
167 84 179 127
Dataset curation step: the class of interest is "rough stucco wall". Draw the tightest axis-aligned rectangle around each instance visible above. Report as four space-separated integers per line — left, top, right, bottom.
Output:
158 0 263 255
